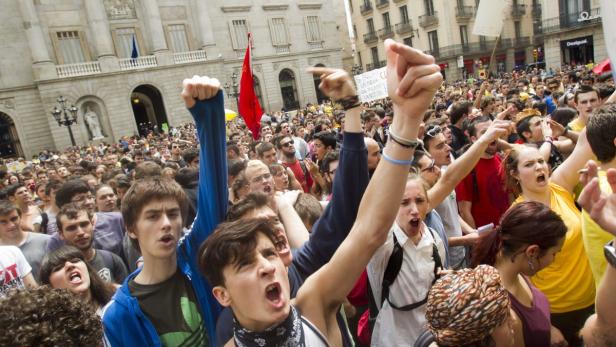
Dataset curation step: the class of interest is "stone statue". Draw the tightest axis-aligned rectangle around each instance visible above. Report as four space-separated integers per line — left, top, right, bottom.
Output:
84 106 104 140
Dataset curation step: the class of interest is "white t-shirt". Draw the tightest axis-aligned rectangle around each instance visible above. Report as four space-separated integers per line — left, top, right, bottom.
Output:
0 245 32 297
368 222 446 347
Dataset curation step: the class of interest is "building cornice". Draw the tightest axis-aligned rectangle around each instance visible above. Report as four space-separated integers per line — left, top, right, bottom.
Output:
220 5 252 13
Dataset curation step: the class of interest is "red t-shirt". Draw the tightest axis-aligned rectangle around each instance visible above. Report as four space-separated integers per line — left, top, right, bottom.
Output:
456 155 510 227
282 160 313 193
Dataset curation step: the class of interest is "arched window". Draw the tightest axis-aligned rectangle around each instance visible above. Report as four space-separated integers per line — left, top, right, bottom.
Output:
0 113 23 158
279 69 299 110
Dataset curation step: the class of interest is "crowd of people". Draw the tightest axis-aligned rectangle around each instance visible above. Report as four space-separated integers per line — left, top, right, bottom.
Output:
0 38 616 347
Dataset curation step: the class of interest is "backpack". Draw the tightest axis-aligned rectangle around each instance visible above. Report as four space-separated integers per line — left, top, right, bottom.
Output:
366 227 443 334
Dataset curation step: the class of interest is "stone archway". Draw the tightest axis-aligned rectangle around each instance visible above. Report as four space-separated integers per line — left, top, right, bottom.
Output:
279 69 299 110
0 112 23 158
130 84 169 136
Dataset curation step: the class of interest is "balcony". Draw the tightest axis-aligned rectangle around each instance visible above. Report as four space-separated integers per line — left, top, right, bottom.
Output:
419 12 439 27
513 36 531 47
363 31 378 44
366 60 386 71
375 0 389 9
511 4 526 18
173 50 207 64
392 0 405 3
360 2 373 15
531 4 542 18
539 8 601 34
275 45 291 54
455 6 475 21
377 26 394 39
395 21 414 35
119 55 157 71
308 41 324 50
56 61 101 78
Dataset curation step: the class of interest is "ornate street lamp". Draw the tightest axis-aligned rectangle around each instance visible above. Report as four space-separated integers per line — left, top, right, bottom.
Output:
224 71 240 111
51 96 78 147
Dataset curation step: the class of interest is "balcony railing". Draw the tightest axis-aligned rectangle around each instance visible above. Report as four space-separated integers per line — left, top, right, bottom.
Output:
56 61 101 78
366 60 386 71
392 0 404 3
425 39 507 60
360 2 373 15
119 55 157 71
513 36 531 47
456 6 475 20
363 31 378 44
173 50 207 64
511 4 526 18
275 45 291 54
377 26 394 39
308 41 324 50
531 4 542 18
375 0 389 9
539 8 601 34
395 21 414 35
419 12 439 27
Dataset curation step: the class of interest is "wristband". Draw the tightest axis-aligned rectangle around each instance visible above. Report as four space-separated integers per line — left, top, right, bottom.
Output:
338 95 361 110
388 128 420 149
382 152 413 166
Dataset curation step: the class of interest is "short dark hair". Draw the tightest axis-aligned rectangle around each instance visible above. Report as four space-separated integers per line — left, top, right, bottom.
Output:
55 179 91 208
574 85 599 103
0 286 103 346
467 115 492 138
0 200 20 217
313 131 336 149
597 83 616 100
449 101 472 125
56 202 93 232
228 159 247 178
226 192 269 222
182 147 199 164
257 142 275 157
5 183 25 198
227 144 241 157
550 107 577 127
134 161 162 180
198 218 278 287
587 103 616 163
321 150 340 173
45 179 63 196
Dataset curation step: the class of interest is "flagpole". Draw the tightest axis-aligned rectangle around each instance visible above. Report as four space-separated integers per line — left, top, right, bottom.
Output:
487 35 500 78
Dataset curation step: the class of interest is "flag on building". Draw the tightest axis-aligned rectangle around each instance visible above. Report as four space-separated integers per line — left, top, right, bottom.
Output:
131 36 139 60
238 33 263 140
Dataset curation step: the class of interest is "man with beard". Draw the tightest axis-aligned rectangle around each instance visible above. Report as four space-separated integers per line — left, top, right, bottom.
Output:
278 135 313 192
56 203 127 284
456 116 511 228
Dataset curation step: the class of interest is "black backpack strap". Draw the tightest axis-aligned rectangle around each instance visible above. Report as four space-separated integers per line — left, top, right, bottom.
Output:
40 212 49 234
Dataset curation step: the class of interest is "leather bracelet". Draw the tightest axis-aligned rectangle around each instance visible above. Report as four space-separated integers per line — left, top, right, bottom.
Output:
338 95 361 110
388 128 420 149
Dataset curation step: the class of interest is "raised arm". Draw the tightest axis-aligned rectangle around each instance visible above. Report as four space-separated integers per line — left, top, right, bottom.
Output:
578 168 616 344
551 129 594 194
428 120 510 208
297 40 442 315
181 77 229 246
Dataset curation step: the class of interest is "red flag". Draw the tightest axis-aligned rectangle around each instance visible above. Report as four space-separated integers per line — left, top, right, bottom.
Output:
592 58 611 74
238 33 263 140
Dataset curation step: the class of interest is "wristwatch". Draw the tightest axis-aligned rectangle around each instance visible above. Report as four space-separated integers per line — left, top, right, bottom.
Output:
604 240 616 268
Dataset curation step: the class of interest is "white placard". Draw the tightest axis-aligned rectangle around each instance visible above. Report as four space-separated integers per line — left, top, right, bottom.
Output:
354 67 388 103
601 0 616 79
457 56 464 68
472 0 507 37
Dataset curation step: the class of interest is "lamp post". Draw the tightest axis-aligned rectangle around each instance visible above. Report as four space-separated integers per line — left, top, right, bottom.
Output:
50 96 78 147
224 71 240 111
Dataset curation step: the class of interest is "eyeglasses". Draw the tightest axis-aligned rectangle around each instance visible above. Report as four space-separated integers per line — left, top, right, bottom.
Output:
421 159 437 173
425 126 442 138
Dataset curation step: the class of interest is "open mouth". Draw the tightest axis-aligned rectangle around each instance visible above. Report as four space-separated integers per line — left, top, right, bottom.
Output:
409 218 421 228
275 238 290 257
536 173 546 183
263 185 272 194
159 234 175 246
69 271 82 284
265 282 284 308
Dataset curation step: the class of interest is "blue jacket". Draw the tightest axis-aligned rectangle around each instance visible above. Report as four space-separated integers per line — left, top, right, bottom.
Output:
103 93 228 347
216 131 370 346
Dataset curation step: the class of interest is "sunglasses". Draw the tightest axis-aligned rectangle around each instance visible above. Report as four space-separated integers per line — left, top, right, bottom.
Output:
425 126 443 138
281 140 295 147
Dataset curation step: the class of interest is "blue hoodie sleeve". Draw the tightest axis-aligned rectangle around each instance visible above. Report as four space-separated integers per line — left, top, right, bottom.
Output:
291 132 369 279
185 91 228 246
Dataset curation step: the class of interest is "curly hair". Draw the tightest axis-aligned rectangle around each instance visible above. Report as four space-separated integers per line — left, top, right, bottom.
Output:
0 287 103 346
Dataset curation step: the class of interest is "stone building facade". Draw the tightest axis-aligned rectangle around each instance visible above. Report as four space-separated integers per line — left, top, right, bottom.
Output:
348 0 546 80
0 0 343 158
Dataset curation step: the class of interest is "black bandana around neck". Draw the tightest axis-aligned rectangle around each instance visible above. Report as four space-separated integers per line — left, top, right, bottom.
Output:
233 305 305 347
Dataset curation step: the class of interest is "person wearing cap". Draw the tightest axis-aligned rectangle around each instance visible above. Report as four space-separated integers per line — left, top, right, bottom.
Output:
425 264 518 347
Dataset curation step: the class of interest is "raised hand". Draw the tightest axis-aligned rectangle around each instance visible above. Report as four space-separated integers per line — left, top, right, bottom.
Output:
578 166 616 234
181 75 221 109
385 39 442 133
549 119 566 138
307 67 357 101
479 119 511 144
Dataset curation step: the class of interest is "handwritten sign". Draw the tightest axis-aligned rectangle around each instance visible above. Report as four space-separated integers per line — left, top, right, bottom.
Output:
473 0 507 37
600 0 616 82
354 67 388 103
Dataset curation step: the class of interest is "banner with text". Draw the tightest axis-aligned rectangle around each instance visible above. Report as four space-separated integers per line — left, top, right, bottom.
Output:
354 67 388 103
473 0 507 37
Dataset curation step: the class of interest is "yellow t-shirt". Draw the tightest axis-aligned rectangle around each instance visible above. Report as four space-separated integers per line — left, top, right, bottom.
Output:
568 117 585 132
582 171 614 288
514 182 595 313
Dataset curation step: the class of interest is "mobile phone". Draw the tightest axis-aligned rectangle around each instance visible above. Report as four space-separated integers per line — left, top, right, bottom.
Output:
477 223 495 234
